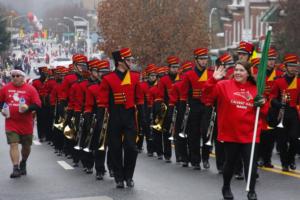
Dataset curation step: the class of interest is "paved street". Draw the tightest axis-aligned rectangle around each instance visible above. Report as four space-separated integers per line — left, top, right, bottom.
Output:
0 117 300 200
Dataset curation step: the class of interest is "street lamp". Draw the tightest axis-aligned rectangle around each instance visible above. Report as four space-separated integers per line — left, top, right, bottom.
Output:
209 8 217 49
64 16 77 50
58 22 70 42
73 16 90 59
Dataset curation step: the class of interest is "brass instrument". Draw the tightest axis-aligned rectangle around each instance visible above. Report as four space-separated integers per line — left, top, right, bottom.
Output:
74 114 85 150
151 103 168 133
277 90 290 128
83 114 97 152
98 108 109 151
168 107 177 141
63 117 76 140
53 103 67 131
205 106 216 146
179 104 190 138
149 109 154 141
53 116 66 131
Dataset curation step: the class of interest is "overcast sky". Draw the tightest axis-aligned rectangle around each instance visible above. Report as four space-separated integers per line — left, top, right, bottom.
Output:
0 0 80 18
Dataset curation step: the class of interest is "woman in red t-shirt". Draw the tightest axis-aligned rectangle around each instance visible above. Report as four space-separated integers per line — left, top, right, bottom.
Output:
203 61 268 200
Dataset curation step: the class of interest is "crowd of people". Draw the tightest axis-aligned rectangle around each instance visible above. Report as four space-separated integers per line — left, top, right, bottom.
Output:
0 40 299 200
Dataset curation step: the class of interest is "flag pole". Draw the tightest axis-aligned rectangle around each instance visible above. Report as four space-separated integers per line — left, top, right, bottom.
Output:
246 107 260 191
246 26 272 191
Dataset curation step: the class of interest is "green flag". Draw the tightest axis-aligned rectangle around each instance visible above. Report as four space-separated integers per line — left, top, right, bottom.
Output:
256 28 272 95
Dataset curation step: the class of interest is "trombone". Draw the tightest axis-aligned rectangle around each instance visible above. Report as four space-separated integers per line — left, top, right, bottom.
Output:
83 114 97 152
168 107 177 141
205 106 216 146
74 114 85 150
98 108 109 151
179 104 190 138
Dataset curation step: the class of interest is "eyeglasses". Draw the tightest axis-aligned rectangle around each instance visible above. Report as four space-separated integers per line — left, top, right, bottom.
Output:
12 75 21 78
125 58 136 63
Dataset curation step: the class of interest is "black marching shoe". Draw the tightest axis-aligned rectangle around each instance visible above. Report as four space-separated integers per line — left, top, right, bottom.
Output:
19 161 27 176
182 162 189 167
109 170 114 177
257 159 264 167
86 168 93 174
73 162 79 167
126 179 134 188
10 168 21 179
165 157 171 163
193 164 201 170
263 162 274 168
282 165 289 172
157 155 163 160
57 150 63 156
96 172 104 180
203 160 210 169
116 181 125 188
247 191 257 200
234 172 244 180
222 186 234 200
147 152 154 157
290 162 296 170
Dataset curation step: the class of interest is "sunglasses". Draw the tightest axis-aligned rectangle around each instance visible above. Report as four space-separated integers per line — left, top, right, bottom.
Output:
12 75 21 78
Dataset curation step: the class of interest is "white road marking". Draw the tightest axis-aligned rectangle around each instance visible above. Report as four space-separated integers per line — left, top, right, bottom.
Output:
33 140 42 145
57 196 113 200
57 161 74 170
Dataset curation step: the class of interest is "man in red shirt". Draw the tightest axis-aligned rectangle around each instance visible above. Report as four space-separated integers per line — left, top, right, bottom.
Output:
0 69 41 178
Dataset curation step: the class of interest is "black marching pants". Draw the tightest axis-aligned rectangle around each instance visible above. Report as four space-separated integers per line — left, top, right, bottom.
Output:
223 142 258 192
277 108 299 166
259 128 277 164
187 103 210 166
108 107 138 182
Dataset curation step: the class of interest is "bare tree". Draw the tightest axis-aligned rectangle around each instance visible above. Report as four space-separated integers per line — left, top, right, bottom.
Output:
274 0 300 57
98 0 209 65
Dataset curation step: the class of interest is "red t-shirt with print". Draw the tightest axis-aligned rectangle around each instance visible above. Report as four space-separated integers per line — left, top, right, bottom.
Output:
0 82 41 135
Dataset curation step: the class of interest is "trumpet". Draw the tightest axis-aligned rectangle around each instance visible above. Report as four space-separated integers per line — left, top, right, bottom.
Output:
168 107 177 141
98 108 109 151
276 90 290 128
151 103 168 133
83 114 97 152
205 106 216 146
179 104 190 138
74 114 85 150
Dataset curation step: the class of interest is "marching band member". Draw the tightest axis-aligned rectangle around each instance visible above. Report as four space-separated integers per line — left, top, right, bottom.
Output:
149 66 167 158
84 59 111 179
50 66 67 156
155 56 181 162
255 48 283 168
269 53 300 171
64 54 89 167
180 48 213 170
210 53 235 174
96 48 145 188
168 61 193 166
203 60 268 200
139 64 158 156
32 66 50 142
